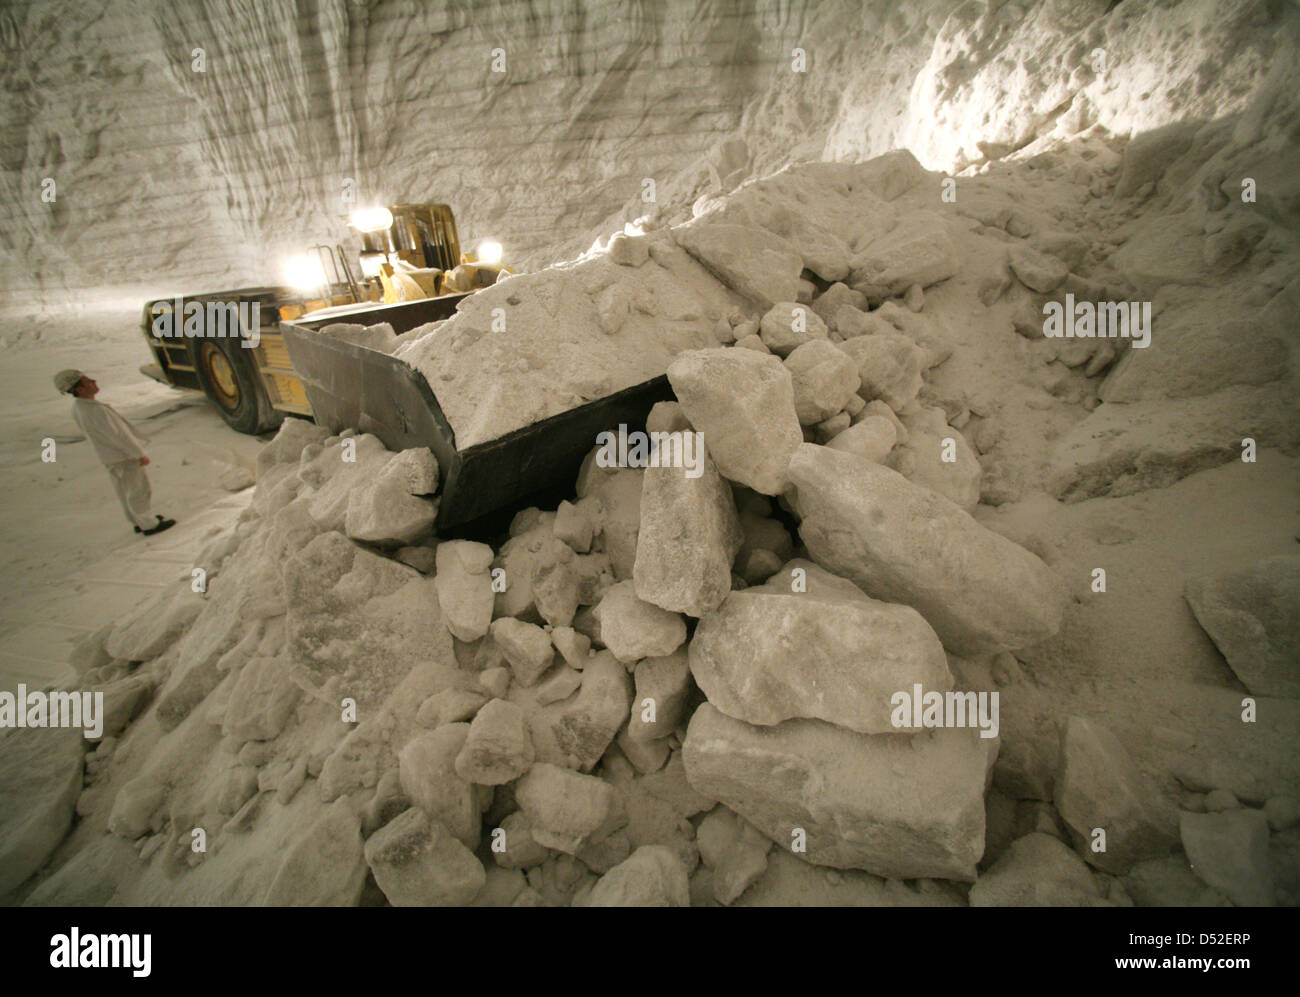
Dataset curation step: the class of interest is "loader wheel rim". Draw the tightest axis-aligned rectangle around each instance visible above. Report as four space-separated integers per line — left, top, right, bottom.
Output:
201 343 240 410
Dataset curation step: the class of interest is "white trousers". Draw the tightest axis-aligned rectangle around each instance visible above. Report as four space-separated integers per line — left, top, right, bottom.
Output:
106 459 155 531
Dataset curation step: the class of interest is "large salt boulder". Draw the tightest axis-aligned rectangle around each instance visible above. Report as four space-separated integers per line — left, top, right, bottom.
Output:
1053 716 1178 874
263 799 367 906
734 501 795 585
364 807 485 906
553 499 595 553
284 532 450 708
514 763 616 855
626 649 692 741
969 832 1103 907
810 282 869 327
398 725 485 848
1183 556 1300 698
256 418 331 481
550 650 633 770
834 333 926 411
700 167 867 283
92 673 153 739
786 444 1067 655
222 655 301 743
675 223 803 307
886 406 982 511
696 811 773 905
1180 809 1275 907
491 811 554 870
667 348 803 495
1123 855 1232 907
1008 243 1068 293
491 514 583 626
581 466 643 580
584 844 690 907
418 687 488 728
107 774 165 840
690 560 952 734
319 320 401 353
153 619 252 735
300 434 394 533
0 728 85 895
759 301 829 356
1114 119 1199 197
683 704 995 880
434 541 495 642
595 581 687 662
784 339 861 426
490 618 555 687
454 699 535 785
633 441 742 617
344 448 439 546
104 587 203 662
849 212 957 301
826 416 896 463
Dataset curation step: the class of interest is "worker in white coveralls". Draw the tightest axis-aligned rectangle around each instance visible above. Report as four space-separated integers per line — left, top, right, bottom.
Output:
53 369 176 537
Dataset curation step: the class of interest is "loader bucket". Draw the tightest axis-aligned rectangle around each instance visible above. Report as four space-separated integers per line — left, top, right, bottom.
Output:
279 297 674 532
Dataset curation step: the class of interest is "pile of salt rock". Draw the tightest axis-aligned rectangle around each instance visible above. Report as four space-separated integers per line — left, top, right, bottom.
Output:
9 145 1297 907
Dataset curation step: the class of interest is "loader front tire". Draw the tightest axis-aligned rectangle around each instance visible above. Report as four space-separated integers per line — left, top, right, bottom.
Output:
193 337 278 435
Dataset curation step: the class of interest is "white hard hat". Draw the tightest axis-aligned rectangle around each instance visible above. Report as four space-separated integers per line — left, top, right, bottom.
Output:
53 369 85 394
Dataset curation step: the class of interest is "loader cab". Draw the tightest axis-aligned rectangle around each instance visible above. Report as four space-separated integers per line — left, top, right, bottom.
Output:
362 203 461 272
352 203 507 304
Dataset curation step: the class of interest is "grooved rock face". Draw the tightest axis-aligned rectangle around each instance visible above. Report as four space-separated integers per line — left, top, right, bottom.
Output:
682 703 996 881
787 443 1067 655
4 0 1283 335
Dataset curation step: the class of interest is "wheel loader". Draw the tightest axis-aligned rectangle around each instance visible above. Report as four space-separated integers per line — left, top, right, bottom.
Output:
139 204 506 436
138 203 675 531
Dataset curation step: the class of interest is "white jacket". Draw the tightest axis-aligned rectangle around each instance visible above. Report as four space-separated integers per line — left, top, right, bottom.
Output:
72 398 151 466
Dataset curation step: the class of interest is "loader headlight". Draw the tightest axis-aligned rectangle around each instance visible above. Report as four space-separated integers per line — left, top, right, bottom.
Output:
284 254 327 291
476 240 504 265
349 206 394 234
